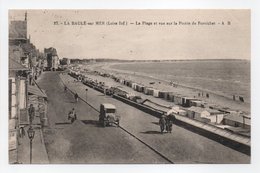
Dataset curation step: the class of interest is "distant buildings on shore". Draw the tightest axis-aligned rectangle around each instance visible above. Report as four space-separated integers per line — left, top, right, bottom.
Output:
66 58 249 64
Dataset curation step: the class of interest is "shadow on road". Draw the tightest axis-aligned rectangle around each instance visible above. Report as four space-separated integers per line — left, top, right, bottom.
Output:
152 122 160 126
97 94 106 96
140 131 162 135
81 120 103 127
55 122 71 125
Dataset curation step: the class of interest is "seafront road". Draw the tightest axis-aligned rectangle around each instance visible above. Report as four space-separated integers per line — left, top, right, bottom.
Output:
38 71 250 163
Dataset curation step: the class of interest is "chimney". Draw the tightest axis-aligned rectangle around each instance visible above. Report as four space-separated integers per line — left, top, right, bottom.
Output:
25 11 27 21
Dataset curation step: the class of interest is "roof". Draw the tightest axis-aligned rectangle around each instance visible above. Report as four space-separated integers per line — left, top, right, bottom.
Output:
9 21 27 40
224 114 251 125
102 103 116 109
9 58 28 71
205 108 222 114
28 85 47 98
143 100 170 112
187 106 209 113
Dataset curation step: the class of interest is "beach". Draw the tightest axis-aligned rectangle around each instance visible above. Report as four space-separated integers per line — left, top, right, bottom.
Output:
81 61 250 114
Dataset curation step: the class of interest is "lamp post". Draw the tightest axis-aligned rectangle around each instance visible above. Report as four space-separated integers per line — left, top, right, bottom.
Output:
27 126 35 164
85 88 88 102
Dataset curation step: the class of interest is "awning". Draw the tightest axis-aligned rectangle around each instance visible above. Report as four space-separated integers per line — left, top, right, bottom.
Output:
28 85 47 98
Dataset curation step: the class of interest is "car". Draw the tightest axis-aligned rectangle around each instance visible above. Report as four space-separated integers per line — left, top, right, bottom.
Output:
99 103 120 127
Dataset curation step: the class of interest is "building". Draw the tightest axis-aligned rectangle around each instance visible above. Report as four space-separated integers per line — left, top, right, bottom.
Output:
9 13 29 163
9 58 29 163
60 58 70 65
9 12 47 163
44 47 60 71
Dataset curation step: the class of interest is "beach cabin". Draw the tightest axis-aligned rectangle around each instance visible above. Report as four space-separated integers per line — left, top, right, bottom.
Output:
144 87 154 95
152 89 160 98
186 106 224 124
182 97 201 107
167 106 187 116
174 94 183 105
190 100 204 107
119 79 124 84
132 83 137 90
168 93 175 102
186 106 210 119
159 91 169 100
165 92 173 101
223 113 250 129
125 80 132 88
136 84 144 92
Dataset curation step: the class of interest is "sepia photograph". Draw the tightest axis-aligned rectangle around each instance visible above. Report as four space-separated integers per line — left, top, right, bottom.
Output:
7 9 252 165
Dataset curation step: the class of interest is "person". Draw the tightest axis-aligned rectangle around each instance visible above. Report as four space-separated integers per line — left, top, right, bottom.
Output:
74 93 79 102
64 85 67 92
28 104 35 124
166 115 173 133
68 108 77 123
159 114 166 134
19 126 25 138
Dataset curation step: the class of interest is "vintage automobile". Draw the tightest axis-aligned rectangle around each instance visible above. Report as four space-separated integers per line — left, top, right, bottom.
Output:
99 103 120 127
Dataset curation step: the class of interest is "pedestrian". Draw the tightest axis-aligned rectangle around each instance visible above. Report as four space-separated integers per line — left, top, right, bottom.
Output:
159 114 166 134
74 93 79 102
19 126 25 138
166 115 173 133
68 108 77 123
28 104 35 124
64 85 67 92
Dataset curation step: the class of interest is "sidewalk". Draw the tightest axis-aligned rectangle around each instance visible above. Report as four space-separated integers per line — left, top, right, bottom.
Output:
17 118 49 164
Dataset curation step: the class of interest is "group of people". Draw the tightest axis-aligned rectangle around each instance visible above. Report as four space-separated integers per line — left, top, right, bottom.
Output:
68 108 77 123
159 113 174 134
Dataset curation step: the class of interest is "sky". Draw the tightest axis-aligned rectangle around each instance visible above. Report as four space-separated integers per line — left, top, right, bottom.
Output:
9 10 250 60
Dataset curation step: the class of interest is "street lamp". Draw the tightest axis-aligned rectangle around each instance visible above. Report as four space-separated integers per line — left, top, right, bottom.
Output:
85 88 88 102
27 126 35 164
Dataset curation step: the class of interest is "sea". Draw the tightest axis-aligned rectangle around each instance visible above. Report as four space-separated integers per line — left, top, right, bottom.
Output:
110 60 250 102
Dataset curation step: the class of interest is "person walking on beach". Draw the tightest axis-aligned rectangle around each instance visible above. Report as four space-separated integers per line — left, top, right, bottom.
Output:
74 93 79 102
